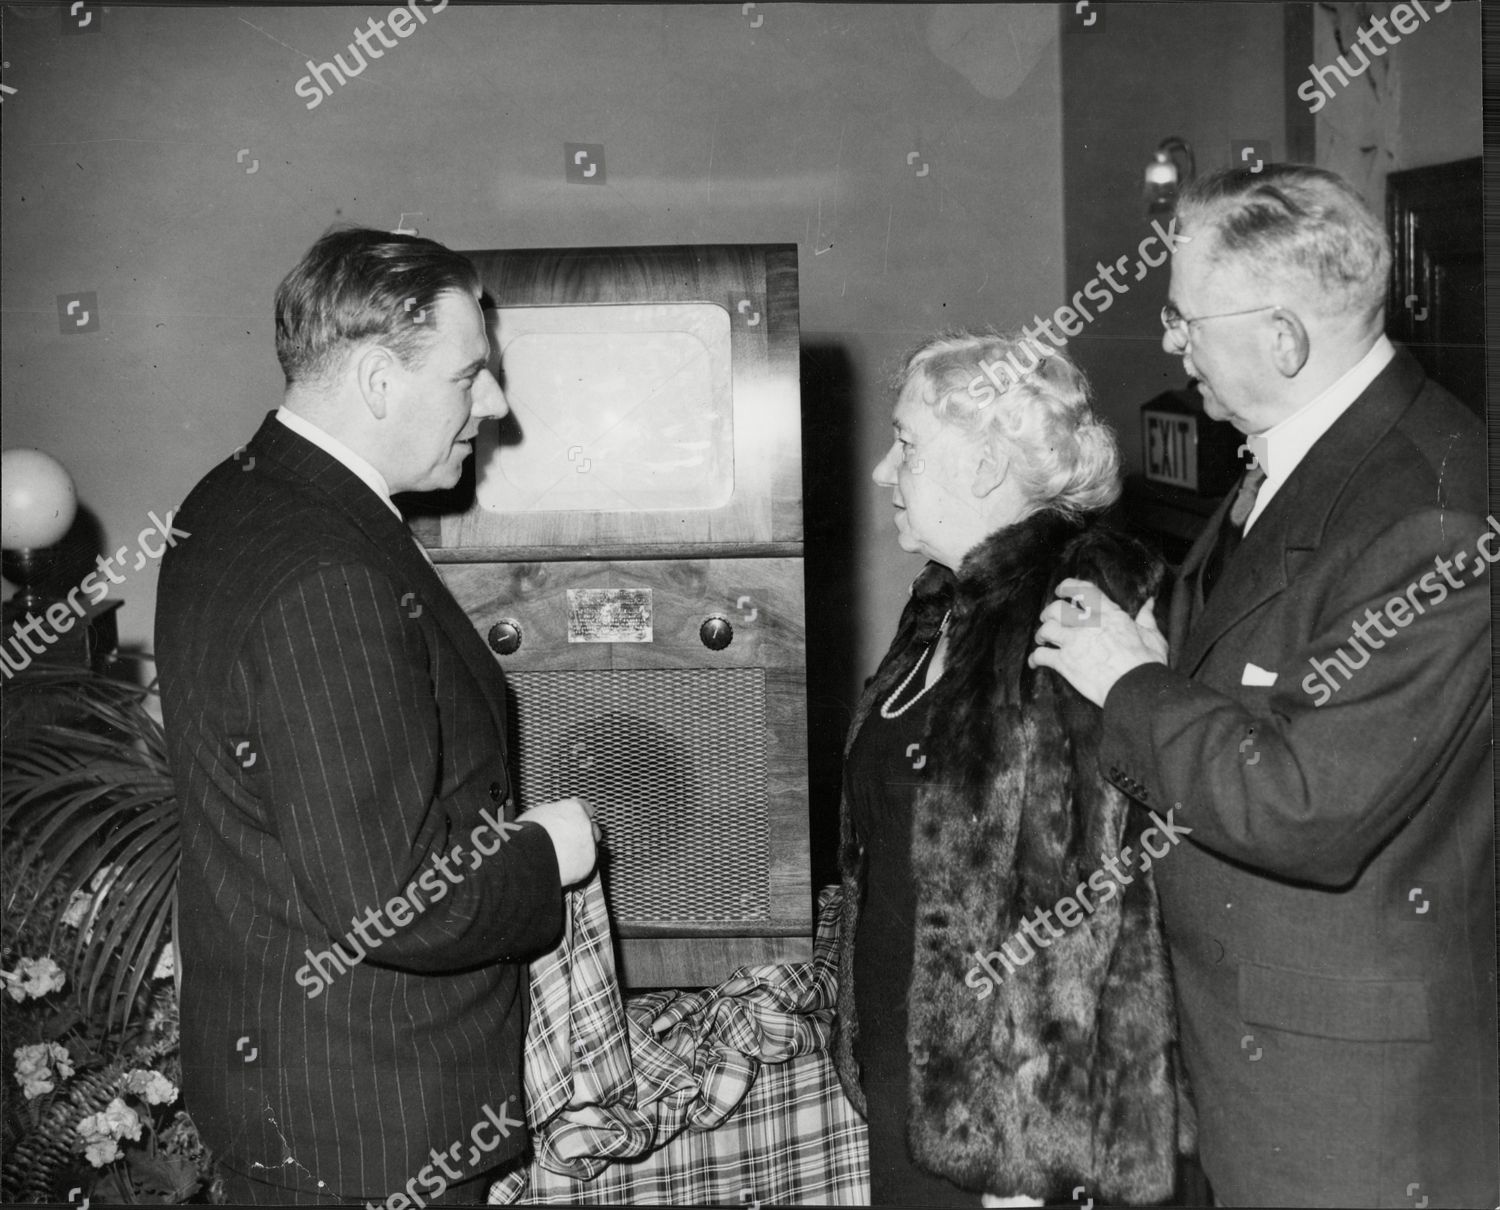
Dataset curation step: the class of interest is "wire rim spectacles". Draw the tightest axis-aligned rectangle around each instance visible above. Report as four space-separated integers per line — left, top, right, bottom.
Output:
1160 303 1281 341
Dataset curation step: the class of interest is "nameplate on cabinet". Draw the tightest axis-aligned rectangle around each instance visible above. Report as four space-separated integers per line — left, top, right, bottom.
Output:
567 588 653 643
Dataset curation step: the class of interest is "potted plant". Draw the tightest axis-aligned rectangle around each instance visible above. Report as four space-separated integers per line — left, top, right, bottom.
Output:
1 662 211 1202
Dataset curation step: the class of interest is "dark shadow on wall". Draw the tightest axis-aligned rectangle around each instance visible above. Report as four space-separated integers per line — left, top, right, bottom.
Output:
800 341 861 895
15 501 108 604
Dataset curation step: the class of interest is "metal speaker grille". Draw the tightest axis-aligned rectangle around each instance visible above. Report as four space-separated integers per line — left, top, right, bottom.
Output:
507 669 769 924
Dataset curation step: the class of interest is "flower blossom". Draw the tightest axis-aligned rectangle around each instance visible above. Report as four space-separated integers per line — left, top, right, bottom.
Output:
77 1097 143 1167
123 1067 178 1106
83 1138 121 1167
60 867 119 943
13 1041 75 1100
151 941 175 981
60 891 92 931
2 956 67 1002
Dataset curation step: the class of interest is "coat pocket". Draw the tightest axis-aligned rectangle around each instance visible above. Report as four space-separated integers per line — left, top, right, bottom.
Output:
1238 960 1430 1042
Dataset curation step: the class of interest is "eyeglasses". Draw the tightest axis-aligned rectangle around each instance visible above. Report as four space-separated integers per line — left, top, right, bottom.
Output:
1160 302 1281 343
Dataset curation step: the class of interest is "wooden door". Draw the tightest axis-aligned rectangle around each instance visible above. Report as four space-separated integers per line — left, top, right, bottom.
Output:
1387 157 1484 416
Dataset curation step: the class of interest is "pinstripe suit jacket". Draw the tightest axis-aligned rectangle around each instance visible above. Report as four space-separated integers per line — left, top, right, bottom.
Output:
156 414 563 1200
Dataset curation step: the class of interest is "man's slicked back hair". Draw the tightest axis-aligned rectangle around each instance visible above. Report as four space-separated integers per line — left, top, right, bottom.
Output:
274 226 481 389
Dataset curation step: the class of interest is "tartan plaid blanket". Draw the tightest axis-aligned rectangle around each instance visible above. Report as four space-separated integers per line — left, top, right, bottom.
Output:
489 883 869 1205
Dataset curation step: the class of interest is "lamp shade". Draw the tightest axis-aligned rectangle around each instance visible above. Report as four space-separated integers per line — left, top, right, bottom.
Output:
1144 154 1179 188
1 448 78 550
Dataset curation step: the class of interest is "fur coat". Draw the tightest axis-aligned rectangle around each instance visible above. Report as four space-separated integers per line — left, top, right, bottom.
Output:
832 510 1194 1203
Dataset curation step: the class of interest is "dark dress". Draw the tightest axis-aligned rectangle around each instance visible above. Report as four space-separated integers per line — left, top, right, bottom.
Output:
847 649 981 1208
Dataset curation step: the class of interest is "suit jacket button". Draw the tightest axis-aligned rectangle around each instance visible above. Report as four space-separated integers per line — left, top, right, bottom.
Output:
489 781 503 803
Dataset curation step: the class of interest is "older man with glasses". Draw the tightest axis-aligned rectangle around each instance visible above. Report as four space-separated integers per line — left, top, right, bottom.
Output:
1032 164 1497 1206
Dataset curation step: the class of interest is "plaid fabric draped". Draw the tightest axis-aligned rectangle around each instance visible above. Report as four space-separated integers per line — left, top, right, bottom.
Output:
489 883 869 1205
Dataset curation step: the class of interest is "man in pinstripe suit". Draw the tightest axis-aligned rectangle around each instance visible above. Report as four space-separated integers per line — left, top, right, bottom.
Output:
156 228 597 1204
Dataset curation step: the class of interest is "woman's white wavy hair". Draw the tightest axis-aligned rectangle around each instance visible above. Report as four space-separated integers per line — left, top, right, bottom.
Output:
893 326 1122 520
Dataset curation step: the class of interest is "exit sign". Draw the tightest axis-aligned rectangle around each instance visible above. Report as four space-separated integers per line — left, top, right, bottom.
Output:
1143 408 1199 490
1137 389 1240 498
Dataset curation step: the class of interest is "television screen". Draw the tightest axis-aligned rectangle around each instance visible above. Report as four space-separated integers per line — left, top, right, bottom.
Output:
476 302 735 514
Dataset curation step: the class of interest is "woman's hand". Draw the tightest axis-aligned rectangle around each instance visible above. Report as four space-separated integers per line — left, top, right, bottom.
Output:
1029 578 1168 707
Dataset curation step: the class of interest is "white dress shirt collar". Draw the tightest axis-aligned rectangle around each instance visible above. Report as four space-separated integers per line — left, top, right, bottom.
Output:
275 406 403 521
1241 335 1396 532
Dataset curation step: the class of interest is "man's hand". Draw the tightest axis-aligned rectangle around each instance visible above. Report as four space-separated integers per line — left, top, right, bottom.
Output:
1028 578 1168 707
518 797 599 887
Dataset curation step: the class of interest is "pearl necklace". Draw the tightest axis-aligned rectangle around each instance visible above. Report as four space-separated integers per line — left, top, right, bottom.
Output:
880 610 951 719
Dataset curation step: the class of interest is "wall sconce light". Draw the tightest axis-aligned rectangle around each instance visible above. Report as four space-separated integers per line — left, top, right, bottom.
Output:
1144 136 1195 217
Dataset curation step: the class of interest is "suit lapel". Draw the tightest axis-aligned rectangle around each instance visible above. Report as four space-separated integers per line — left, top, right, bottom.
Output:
245 414 509 733
1169 491 1234 658
1173 350 1429 677
1177 489 1292 675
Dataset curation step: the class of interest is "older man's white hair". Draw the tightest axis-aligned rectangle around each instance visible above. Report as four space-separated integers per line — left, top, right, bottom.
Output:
1175 164 1391 323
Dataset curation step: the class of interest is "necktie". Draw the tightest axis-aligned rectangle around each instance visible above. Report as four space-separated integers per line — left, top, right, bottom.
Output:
1201 464 1267 600
1228 463 1267 528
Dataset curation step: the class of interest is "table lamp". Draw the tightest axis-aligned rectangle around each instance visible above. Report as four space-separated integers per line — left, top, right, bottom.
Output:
2 448 79 613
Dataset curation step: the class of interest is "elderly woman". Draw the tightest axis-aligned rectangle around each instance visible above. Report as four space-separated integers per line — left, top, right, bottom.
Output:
831 329 1191 1206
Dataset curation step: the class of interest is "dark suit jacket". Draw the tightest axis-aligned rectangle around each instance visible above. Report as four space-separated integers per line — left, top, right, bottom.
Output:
1101 350 1498 1207
156 414 563 1200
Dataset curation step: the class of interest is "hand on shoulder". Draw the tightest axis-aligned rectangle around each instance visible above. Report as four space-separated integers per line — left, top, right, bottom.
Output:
1029 578 1169 707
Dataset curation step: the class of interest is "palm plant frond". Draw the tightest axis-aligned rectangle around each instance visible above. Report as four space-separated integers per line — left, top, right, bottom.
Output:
2 661 179 1042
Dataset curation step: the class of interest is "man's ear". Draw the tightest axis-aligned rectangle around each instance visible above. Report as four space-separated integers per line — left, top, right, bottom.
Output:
972 435 1010 498
351 344 397 420
1269 307 1311 378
